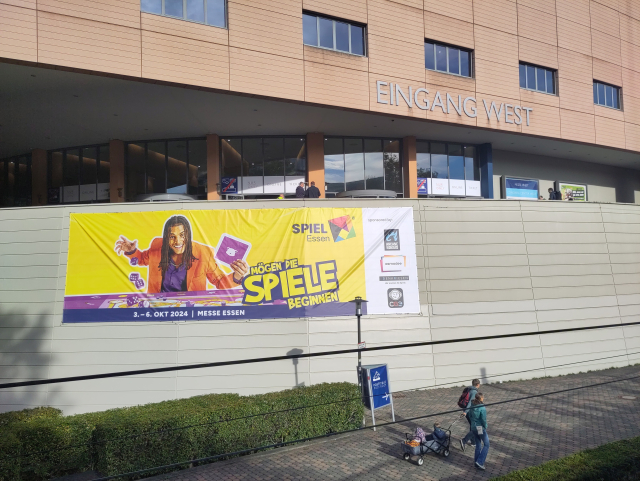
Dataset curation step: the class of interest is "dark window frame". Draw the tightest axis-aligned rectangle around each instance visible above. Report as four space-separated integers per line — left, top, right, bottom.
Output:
47 143 109 205
323 136 404 197
519 62 557 95
593 80 622 110
140 0 227 29
415 140 480 198
424 39 474 78
0 154 32 207
302 11 367 57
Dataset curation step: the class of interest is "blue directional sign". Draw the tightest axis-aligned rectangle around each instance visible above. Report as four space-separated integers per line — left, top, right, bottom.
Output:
361 363 393 410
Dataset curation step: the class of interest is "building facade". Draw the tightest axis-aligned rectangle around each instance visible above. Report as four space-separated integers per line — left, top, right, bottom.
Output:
1 0 640 205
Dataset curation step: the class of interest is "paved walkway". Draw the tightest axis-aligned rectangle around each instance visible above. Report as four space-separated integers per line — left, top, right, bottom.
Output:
137 365 640 481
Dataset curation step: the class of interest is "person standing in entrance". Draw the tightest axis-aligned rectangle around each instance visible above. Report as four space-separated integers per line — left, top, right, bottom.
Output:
295 182 305 198
305 181 321 198
469 392 489 470
458 379 481 451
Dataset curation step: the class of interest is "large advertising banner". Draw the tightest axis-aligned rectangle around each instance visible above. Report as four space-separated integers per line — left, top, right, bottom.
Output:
63 207 419 323
557 182 587 202
504 177 539 200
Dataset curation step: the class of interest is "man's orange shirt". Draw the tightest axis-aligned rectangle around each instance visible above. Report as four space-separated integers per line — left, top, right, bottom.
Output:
126 238 238 293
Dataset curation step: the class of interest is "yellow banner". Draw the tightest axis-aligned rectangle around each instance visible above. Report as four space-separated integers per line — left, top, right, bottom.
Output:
64 208 366 322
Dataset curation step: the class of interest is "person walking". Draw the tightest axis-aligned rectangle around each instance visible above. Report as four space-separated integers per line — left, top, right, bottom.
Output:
458 379 481 451
295 182 305 198
468 392 489 470
304 181 321 198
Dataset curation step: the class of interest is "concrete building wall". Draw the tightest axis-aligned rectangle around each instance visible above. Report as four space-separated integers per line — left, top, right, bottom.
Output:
492 150 640 203
1 198 640 414
1 0 640 151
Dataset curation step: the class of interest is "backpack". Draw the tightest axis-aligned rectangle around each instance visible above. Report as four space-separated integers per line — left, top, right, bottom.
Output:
458 387 473 409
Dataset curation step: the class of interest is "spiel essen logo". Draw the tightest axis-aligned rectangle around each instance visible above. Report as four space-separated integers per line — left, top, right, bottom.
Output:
328 215 356 242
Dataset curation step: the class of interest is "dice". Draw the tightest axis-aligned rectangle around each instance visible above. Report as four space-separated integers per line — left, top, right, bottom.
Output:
129 272 140 282
134 279 145 289
129 257 138 266
126 295 140 307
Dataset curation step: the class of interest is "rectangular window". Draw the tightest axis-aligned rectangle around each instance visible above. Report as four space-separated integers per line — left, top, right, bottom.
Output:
303 12 367 56
425 41 472 78
519 62 556 95
594 81 621 109
140 0 226 28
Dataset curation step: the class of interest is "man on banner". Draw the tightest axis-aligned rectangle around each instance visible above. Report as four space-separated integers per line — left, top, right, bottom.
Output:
114 215 248 294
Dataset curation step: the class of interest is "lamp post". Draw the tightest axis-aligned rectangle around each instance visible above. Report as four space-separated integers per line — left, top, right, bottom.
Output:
350 296 368 395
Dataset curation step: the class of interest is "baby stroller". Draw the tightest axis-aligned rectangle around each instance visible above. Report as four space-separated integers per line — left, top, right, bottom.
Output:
401 420 458 466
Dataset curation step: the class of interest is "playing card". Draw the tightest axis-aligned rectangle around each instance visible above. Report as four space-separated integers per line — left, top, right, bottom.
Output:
215 233 252 268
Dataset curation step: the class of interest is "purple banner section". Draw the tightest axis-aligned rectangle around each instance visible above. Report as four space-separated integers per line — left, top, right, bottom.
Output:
62 302 362 323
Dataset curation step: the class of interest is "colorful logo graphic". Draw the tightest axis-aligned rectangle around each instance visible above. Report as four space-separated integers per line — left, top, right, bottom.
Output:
384 229 400 250
328 215 356 242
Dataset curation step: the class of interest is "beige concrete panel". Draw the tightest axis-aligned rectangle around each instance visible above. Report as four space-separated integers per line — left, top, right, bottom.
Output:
231 0 301 17
621 40 640 72
620 0 640 22
557 18 592 56
387 0 423 9
558 48 593 83
0 4 37 62
520 88 560 108
474 25 517 66
426 243 528 256
474 0 517 35
556 0 591 27
475 59 521 100
519 37 559 70
518 0 557 15
622 67 640 98
0 0 35 7
521 209 604 223
229 47 304 101
591 30 622 64
595 115 626 147
559 77 596 114
426 89 478 126
614 283 640 295
304 61 369 110
368 34 425 83
587 185 617 203
424 220 524 233
367 0 423 44
302 0 367 23
228 2 302 60
303 45 368 71
424 12 474 49
529 264 614 277
37 11 141 77
426 232 525 244
524 221 605 233
528 253 612 265
369 76 427 118
518 5 557 46
430 277 532 292
37 0 140 29
594 104 625 122
430 288 534 304
590 1 621 38
560 108 596 143
141 31 230 89
526 232 607 244
620 13 640 47
425 69 476 91
423 0 473 22
429 310 537 329
475 95 523 133
625 122 640 151
593 59 623 88
426 255 530 268
428 265 532 280
534 294 619 311
520 101 561 137
141 12 228 45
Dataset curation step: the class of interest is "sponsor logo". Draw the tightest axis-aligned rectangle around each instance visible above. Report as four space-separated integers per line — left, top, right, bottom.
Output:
328 215 356 242
384 229 400 250
372 371 381 382
380 255 407 272
379 275 410 281
388 288 404 308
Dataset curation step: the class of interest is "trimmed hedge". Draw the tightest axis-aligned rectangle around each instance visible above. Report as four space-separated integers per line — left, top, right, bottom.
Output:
0 407 61 428
494 435 640 481
0 382 362 481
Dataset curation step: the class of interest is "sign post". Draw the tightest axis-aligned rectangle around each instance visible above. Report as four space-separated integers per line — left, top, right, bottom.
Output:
350 297 368 396
361 363 395 431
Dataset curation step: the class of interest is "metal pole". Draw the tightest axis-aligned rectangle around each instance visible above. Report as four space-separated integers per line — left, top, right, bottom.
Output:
357 307 362 394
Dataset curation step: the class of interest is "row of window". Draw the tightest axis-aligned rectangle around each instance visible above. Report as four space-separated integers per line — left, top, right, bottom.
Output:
48 146 111 204
142 1 624 111
0 156 31 207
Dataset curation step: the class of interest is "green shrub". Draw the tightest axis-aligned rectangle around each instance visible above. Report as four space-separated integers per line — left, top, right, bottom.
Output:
0 383 362 481
0 407 61 428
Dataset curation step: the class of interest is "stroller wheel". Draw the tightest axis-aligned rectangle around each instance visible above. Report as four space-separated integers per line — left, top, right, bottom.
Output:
418 457 424 466
443 449 450 457
403 453 410 461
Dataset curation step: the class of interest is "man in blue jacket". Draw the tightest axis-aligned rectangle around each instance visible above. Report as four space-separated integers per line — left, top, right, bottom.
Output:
459 379 481 451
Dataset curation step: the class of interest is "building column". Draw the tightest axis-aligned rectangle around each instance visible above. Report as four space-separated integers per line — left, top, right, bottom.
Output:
31 149 47 206
477 143 494 199
402 136 417 198
207 134 221 200
109 139 125 203
306 132 324 197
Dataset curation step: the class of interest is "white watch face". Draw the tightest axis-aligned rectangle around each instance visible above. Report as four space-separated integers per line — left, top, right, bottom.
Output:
389 289 402 301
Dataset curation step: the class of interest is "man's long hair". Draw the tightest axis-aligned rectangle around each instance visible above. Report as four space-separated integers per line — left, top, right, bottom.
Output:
159 215 197 276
